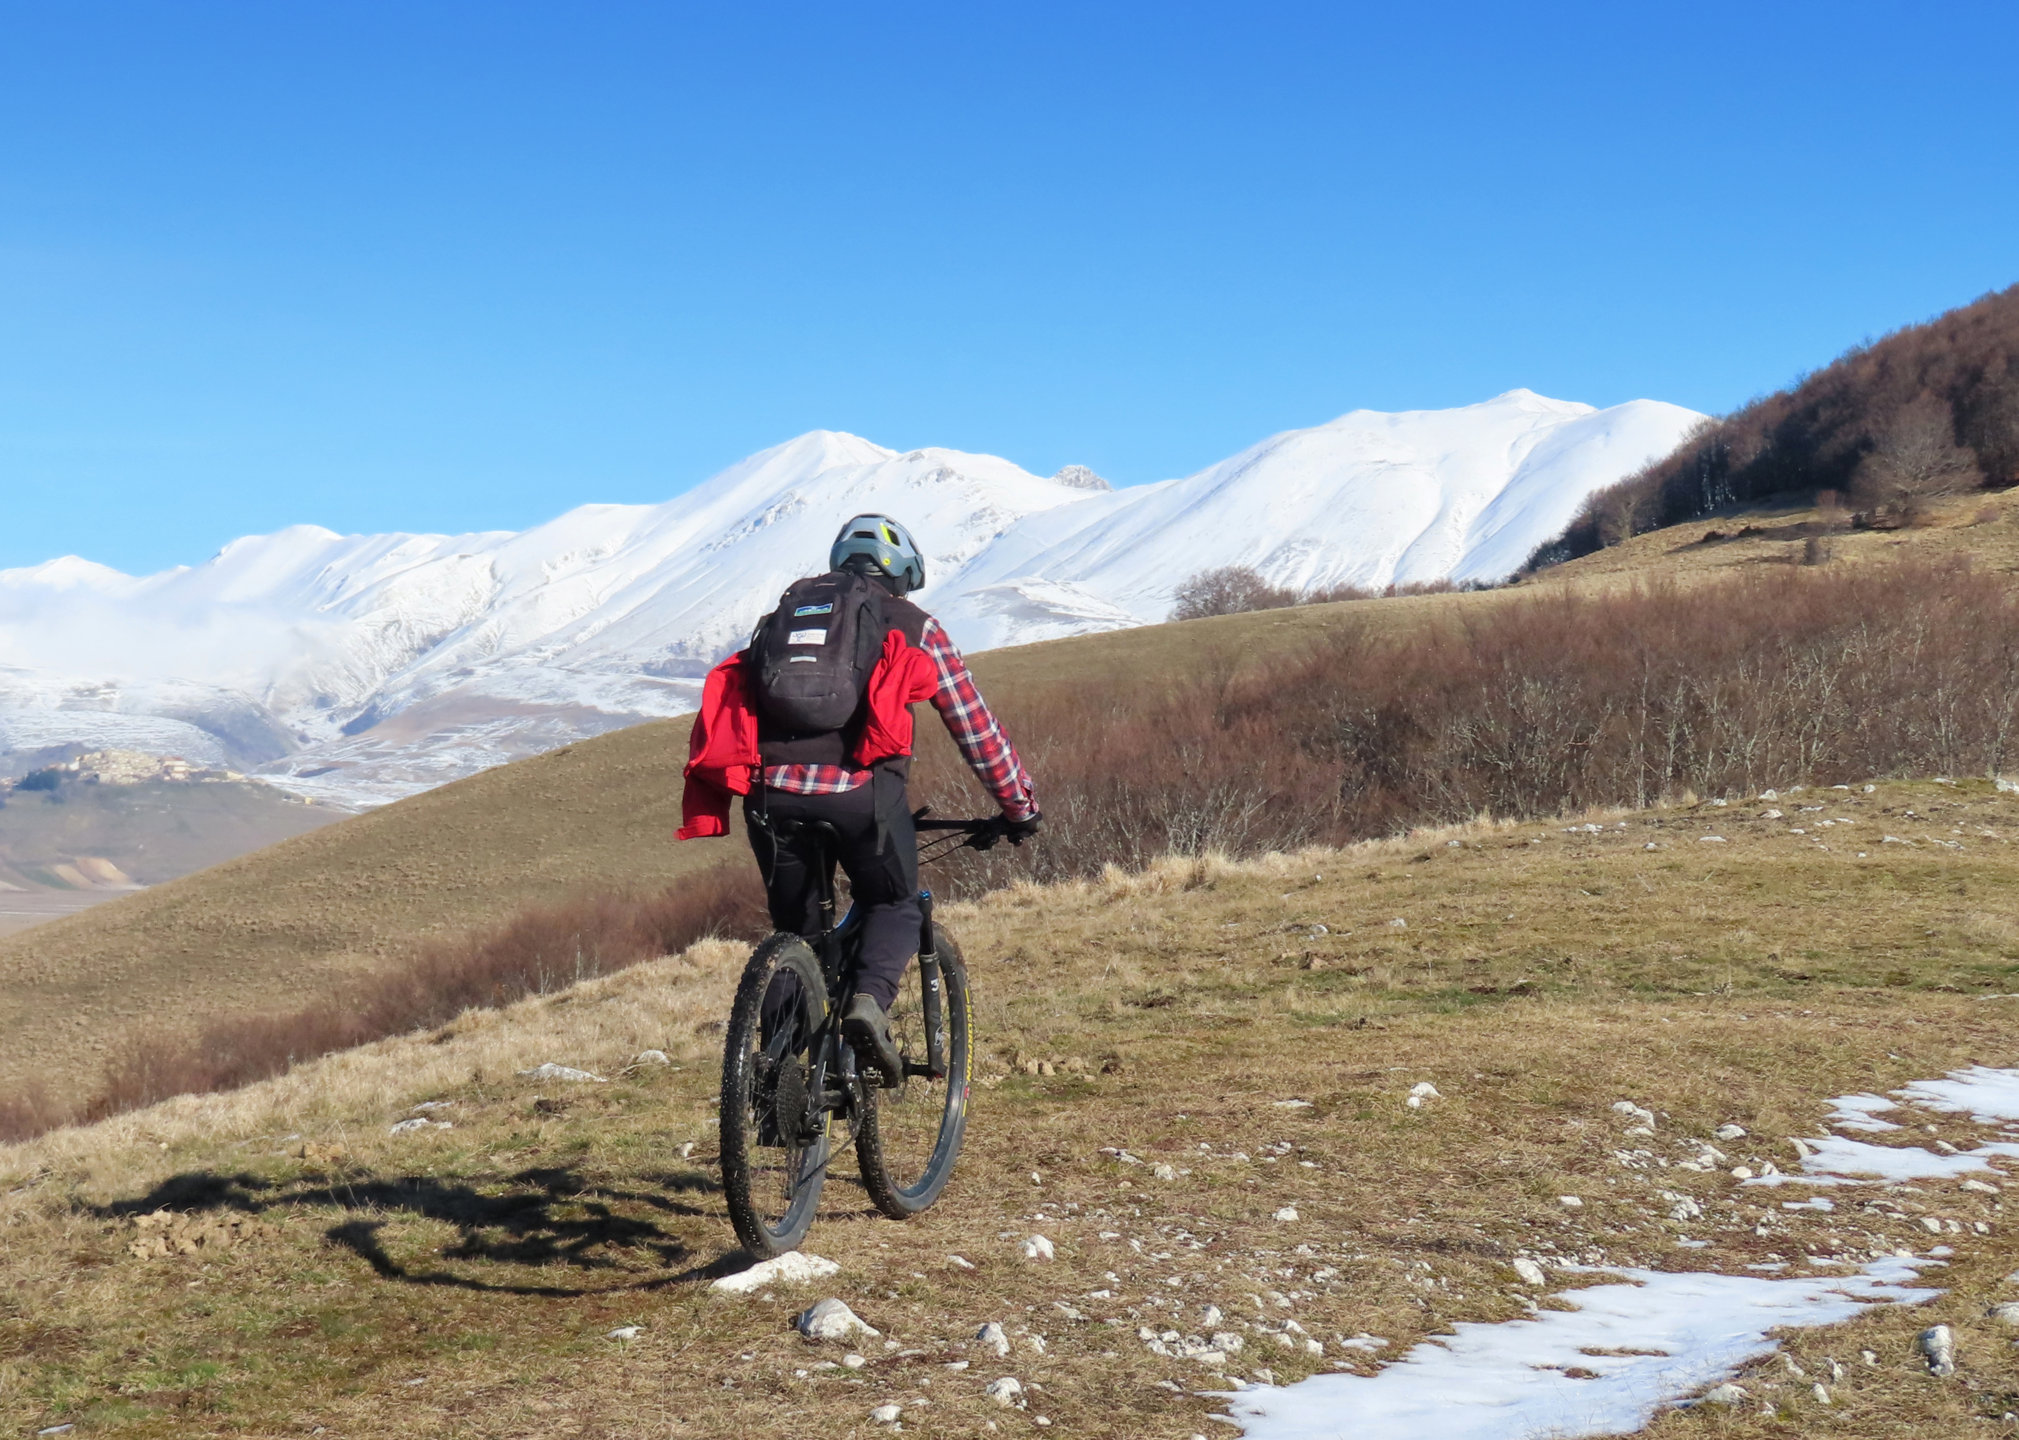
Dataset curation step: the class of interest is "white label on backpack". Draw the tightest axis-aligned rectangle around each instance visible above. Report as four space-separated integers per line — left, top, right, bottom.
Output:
787 655 819 663
787 628 829 645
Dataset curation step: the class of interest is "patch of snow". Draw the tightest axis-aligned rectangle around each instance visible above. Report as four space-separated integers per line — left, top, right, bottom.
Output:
1221 1258 1937 1440
1825 1094 1901 1132
1897 1067 2019 1124
1758 1133 2019 1184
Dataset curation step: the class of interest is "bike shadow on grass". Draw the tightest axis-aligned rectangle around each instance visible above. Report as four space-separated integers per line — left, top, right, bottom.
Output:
94 1163 762 1296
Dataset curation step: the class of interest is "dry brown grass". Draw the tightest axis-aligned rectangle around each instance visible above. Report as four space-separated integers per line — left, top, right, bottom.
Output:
4 779 2016 1437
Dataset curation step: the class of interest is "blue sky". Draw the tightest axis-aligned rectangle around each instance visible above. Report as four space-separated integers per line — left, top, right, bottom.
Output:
4 2 2016 574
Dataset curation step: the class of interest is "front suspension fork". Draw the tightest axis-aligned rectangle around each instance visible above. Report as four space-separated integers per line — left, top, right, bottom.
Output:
917 889 947 1079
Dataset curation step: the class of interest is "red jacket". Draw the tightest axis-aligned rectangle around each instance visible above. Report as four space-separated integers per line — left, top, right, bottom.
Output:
676 630 939 839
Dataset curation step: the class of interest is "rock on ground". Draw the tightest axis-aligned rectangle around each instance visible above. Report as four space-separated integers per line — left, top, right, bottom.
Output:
516 1063 606 1082
985 1376 1026 1408
976 1322 1011 1357
710 1251 839 1295
1918 1324 1957 1376
797 1298 880 1343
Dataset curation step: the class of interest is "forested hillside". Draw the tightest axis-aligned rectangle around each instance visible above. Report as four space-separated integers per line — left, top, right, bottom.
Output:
1535 284 2019 565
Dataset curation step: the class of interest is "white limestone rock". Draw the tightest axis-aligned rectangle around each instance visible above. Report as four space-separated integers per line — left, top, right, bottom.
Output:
797 1298 881 1344
710 1250 839 1295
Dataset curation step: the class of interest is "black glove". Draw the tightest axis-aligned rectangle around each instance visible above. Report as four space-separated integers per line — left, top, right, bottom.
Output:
1004 812 1042 845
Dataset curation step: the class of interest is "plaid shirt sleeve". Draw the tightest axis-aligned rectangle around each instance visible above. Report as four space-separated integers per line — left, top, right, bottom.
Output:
920 617 1037 821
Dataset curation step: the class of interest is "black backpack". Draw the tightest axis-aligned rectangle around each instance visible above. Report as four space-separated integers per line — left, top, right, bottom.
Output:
747 570 889 733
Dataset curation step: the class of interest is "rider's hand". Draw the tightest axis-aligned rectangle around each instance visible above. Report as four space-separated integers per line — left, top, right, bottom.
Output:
1004 811 1042 845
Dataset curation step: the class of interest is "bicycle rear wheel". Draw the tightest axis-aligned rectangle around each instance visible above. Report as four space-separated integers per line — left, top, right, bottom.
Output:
720 934 831 1256
856 925 972 1218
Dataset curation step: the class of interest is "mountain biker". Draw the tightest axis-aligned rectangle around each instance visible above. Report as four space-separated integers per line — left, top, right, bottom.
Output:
677 513 1039 1082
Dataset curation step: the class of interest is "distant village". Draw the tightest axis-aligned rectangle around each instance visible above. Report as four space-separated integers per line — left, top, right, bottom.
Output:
1 748 244 794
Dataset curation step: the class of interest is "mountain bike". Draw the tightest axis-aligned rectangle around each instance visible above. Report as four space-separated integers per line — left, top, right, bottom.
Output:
718 812 1013 1256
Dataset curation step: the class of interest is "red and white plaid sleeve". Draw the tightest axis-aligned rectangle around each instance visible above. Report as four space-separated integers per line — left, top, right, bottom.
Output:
919 617 1037 821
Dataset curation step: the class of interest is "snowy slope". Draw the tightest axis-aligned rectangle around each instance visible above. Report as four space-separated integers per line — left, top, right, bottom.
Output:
929 391 1702 650
0 392 1701 805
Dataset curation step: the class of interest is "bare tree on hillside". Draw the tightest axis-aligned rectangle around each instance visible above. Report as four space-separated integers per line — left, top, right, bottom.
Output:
1592 481 1666 547
1171 566 1296 620
1850 394 1983 512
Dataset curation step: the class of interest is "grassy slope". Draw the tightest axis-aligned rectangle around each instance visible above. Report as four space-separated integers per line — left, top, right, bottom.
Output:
0 731 704 1103
0 587 1467 1106
6 485 2017 1106
2 780 2016 1437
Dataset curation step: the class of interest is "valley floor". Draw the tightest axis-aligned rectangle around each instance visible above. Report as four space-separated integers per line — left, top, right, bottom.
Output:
4 779 2018 1438
0 888 128 937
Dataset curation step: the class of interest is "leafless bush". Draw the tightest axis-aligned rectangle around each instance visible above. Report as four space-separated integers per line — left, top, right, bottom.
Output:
1170 566 1296 620
1801 536 1833 566
921 558 2019 890
0 1080 71 1144
76 864 766 1124
1304 578 1468 605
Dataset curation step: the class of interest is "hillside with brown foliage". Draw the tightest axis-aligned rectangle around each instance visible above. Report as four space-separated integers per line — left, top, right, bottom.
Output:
1536 284 2019 567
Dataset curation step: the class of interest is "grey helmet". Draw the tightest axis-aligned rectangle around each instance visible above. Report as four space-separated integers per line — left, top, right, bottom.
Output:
829 514 925 594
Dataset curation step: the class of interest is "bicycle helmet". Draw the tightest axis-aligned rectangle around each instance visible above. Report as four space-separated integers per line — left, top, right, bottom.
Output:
829 514 926 595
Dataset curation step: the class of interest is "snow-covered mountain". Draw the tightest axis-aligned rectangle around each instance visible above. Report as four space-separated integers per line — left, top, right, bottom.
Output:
0 391 1701 806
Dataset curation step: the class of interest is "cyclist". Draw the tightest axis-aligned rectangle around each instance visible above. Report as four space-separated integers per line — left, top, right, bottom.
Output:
678 514 1039 1082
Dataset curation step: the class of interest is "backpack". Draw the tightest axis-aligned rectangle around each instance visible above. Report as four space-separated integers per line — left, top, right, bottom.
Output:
747 570 890 733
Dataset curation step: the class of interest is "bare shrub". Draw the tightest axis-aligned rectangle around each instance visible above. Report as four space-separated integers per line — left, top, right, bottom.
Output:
1170 566 1296 620
76 864 766 1124
1801 536 1833 566
0 1080 73 1144
921 558 2019 888
1304 578 1467 605
1816 490 1852 531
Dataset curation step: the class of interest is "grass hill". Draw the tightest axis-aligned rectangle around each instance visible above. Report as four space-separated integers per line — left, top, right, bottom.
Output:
3 780 2016 1437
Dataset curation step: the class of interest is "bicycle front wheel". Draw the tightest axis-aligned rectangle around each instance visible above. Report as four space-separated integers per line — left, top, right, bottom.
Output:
720 933 830 1256
856 925 972 1218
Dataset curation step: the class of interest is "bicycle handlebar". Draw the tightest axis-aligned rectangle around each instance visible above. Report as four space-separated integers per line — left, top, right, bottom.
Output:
913 810 1022 854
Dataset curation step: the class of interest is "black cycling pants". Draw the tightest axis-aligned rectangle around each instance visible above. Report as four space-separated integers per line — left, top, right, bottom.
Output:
744 778 921 1012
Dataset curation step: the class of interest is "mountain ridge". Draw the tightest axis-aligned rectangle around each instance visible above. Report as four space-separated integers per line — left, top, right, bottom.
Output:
0 392 1702 806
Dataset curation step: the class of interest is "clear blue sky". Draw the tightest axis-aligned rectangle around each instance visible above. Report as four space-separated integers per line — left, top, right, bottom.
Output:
4 2 2015 574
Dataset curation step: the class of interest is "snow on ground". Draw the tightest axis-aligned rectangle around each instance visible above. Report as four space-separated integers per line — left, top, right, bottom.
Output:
1773 1133 2019 1184
1224 1259 1937 1440
0 393 1703 803
1898 1067 2019 1124
1224 1066 2019 1440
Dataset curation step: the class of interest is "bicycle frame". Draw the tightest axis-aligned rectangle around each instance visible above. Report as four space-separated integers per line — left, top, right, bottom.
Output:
764 817 952 1138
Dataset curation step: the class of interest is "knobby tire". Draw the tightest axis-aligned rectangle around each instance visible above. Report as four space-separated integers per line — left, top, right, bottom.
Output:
855 925 972 1219
720 933 830 1257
